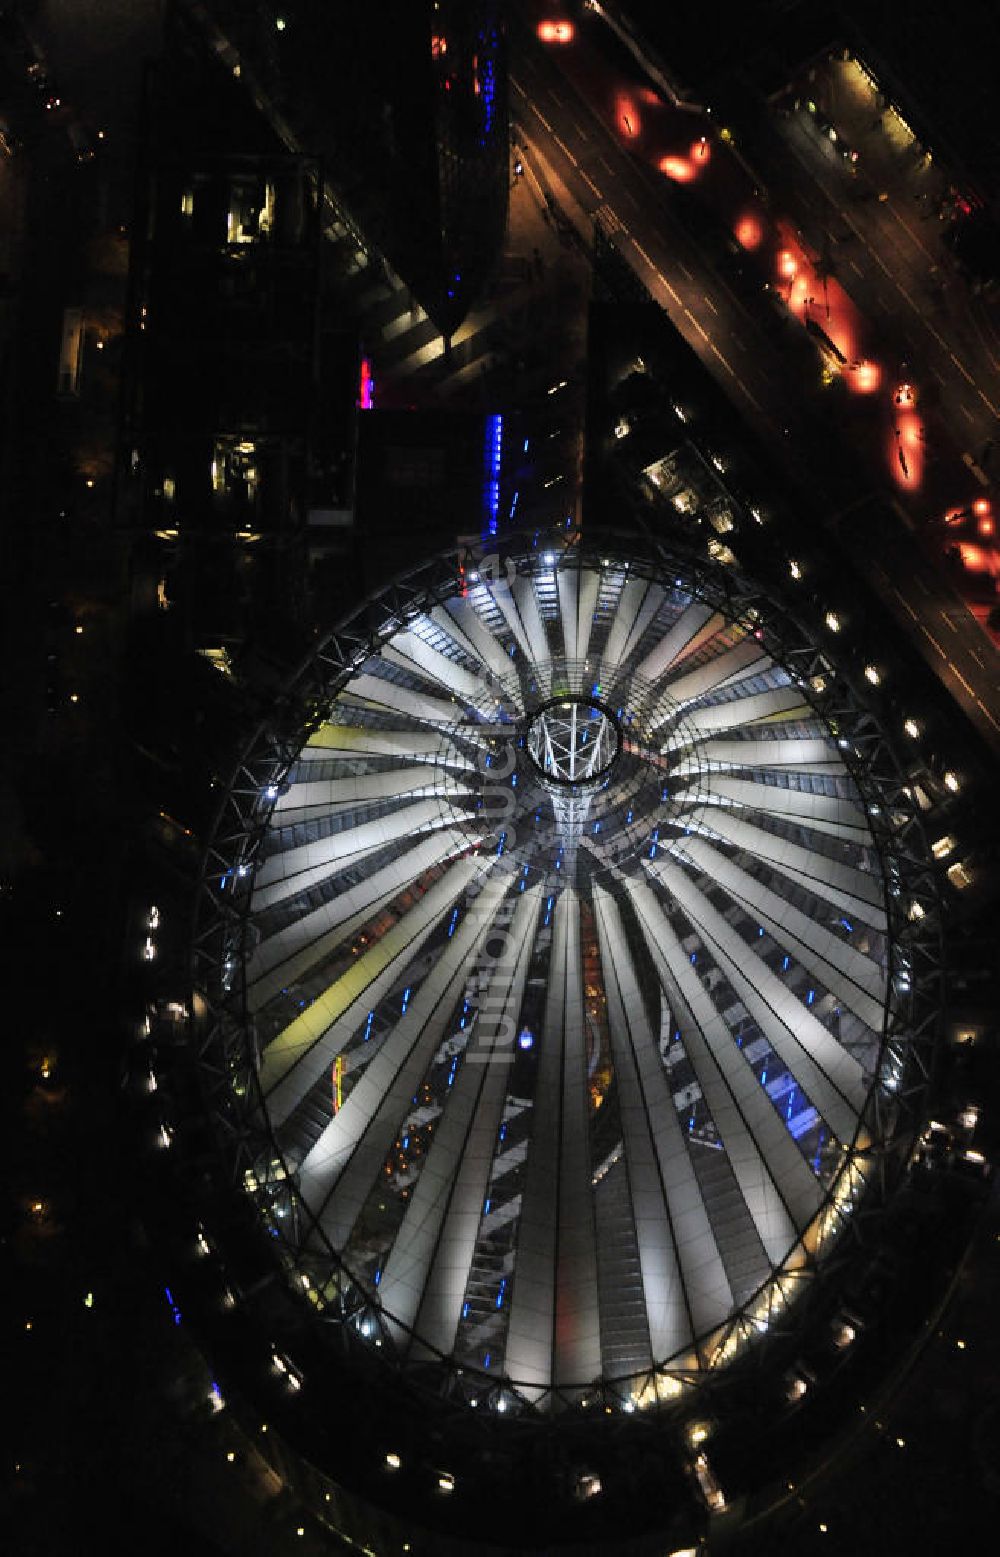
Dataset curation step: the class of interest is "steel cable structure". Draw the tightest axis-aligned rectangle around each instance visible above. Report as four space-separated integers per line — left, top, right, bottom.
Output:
190 534 941 1445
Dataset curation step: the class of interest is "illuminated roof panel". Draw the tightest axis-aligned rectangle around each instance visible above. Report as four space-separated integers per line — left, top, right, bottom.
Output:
235 550 899 1405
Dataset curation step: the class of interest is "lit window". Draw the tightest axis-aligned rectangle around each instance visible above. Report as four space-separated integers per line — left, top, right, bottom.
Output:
863 664 880 685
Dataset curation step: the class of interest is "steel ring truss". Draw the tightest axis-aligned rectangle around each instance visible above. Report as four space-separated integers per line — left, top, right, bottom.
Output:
190 531 943 1429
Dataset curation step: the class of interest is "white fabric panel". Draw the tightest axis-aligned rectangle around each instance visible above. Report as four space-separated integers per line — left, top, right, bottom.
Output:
680 807 885 927
504 890 603 1393
602 578 664 674
553 890 603 1388
672 737 845 775
663 684 809 743
656 637 771 714
299 872 514 1240
503 891 567 1391
629 881 819 1253
650 857 867 1143
633 602 719 684
593 887 693 1362
556 568 582 684
554 568 601 690
514 573 552 695
378 889 542 1352
260 859 483 1127
252 797 471 908
339 672 461 727
381 630 493 706
430 599 518 691
300 724 468 764
487 577 541 683
274 768 472 827
675 775 868 843
674 836 886 1031
594 888 734 1341
574 567 601 673
247 829 470 1013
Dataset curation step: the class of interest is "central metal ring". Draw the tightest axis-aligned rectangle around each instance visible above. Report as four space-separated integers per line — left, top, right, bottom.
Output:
525 697 621 787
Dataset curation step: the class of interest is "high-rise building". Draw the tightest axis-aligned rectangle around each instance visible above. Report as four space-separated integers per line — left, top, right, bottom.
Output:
320 0 510 338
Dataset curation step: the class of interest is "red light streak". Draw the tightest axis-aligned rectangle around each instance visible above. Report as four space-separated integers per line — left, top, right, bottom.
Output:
735 213 763 249
538 20 574 44
616 95 640 139
691 136 711 164
848 359 881 394
659 154 694 182
889 410 923 489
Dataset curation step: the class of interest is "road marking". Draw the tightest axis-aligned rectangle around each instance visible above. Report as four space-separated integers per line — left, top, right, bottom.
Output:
549 91 564 106
552 133 577 167
949 351 975 385
971 649 985 666
678 262 694 282
977 697 1000 731
941 611 959 633
848 258 864 277
684 307 711 344
977 389 1000 416
533 106 552 132
961 404 976 422
704 295 719 316
512 80 526 99
710 343 736 377
887 201 938 264
580 170 603 199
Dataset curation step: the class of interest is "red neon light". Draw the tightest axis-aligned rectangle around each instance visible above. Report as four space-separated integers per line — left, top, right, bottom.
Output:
358 356 374 410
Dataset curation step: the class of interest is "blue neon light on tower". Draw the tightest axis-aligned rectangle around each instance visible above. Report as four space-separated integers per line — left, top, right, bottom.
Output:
484 413 503 537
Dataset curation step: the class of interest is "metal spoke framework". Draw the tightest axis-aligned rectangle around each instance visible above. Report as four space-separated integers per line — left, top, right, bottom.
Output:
188 532 944 1426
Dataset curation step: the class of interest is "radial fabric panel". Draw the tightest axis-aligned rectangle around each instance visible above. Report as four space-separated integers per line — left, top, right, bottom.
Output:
241 555 892 1405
